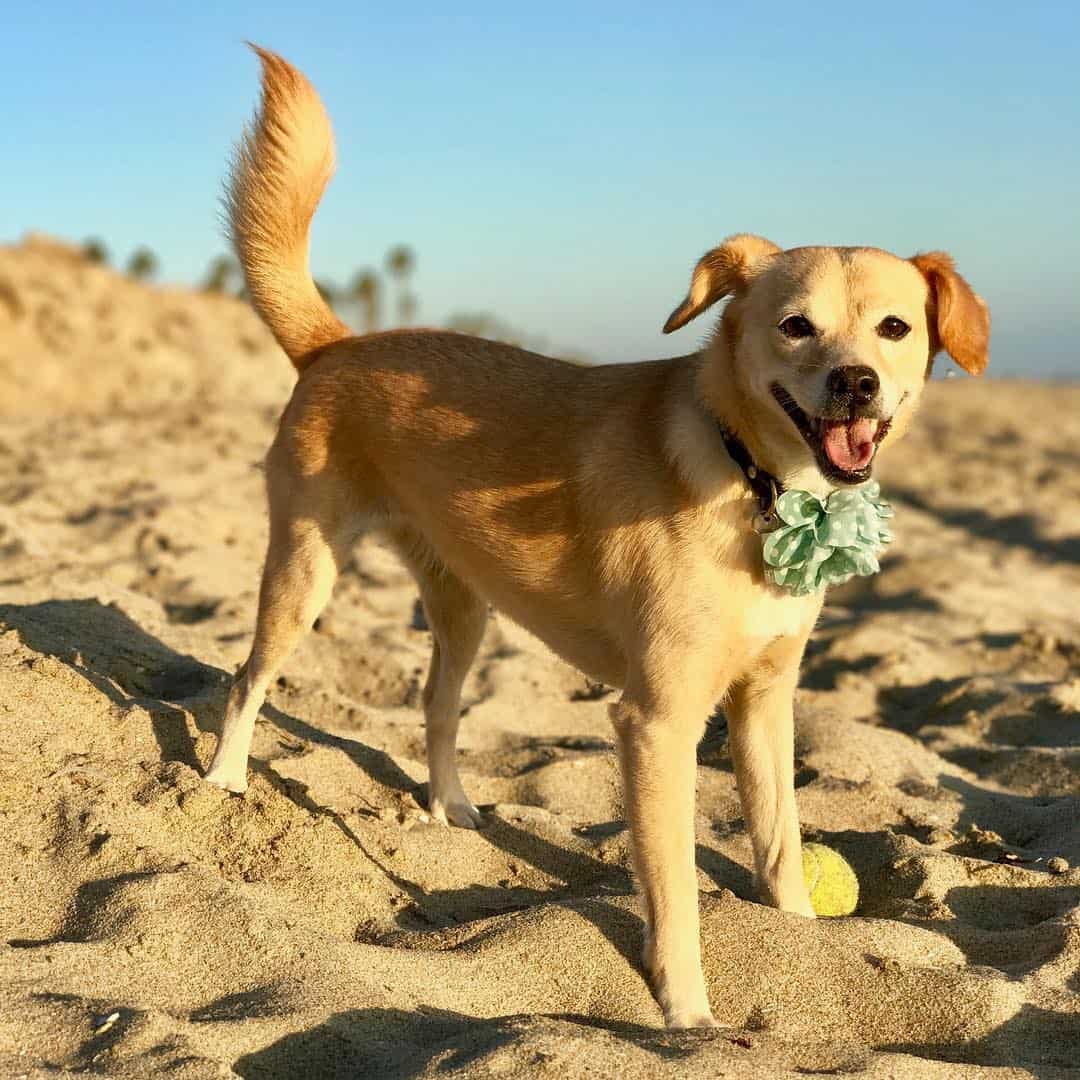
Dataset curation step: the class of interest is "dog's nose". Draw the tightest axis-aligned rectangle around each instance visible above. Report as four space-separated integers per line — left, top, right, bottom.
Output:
826 365 879 406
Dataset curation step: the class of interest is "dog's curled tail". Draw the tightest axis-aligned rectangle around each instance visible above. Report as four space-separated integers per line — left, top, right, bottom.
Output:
227 45 349 370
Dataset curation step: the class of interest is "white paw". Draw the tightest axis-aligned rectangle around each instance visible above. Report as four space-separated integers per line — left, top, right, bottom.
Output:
775 892 816 919
666 1010 719 1030
653 971 715 1030
755 875 816 918
429 794 482 829
204 766 248 794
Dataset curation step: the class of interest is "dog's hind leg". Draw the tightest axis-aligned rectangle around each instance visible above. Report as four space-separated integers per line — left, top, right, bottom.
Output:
393 530 488 827
205 472 357 794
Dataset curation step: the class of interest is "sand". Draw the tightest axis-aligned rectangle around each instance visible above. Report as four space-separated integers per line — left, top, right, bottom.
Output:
1 236 1079 1078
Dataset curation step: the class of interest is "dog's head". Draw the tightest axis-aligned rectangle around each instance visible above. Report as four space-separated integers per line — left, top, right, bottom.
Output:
664 236 989 487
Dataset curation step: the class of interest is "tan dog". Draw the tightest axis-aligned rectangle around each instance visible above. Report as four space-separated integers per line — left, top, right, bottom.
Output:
205 47 990 1028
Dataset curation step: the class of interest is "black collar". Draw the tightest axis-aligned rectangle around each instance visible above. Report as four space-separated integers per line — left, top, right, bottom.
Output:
717 424 784 515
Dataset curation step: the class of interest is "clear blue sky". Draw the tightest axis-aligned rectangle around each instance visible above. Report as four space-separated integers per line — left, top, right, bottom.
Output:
3 2 1077 375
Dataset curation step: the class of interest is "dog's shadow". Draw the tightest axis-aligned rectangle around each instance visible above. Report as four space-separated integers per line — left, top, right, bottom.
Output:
1 597 749 978
228 1006 704 1079
0 596 420 792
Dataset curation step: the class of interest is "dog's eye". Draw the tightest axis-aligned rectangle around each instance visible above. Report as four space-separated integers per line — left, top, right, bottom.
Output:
877 316 910 341
778 315 816 340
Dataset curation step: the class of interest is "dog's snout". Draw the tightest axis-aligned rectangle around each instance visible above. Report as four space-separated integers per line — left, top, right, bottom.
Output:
827 365 879 406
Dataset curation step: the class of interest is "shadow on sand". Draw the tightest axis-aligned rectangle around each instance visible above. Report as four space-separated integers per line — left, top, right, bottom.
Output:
230 1007 705 1080
0 599 655 966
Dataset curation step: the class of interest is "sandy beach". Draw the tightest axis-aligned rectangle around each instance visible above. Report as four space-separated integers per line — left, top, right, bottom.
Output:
2 236 1079 1078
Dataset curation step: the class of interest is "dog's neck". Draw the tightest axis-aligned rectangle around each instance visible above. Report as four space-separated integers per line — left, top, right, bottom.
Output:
694 336 834 500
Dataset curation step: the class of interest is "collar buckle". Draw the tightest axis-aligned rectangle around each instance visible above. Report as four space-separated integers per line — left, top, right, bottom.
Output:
752 479 781 534
717 423 785 525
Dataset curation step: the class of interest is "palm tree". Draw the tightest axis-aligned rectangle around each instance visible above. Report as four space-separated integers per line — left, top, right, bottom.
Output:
127 246 159 281
82 238 109 265
384 245 416 326
349 270 380 333
398 291 418 326
202 255 239 293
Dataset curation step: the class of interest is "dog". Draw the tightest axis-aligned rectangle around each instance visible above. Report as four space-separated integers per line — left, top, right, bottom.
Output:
204 46 990 1028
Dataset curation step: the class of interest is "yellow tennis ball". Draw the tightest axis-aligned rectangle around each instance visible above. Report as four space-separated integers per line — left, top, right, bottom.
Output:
802 843 859 916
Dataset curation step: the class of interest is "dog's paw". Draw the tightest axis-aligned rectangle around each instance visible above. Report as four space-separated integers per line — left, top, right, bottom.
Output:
754 873 816 918
771 890 816 919
429 795 482 829
203 766 249 794
652 968 715 1031
665 1009 719 1030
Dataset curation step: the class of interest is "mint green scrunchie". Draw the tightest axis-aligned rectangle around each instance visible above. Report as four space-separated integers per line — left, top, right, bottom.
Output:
762 480 894 597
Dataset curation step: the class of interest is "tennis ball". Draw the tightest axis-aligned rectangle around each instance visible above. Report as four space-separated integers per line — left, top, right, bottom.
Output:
802 843 859 916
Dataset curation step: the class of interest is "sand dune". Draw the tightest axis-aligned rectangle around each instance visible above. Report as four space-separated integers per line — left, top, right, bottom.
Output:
2 238 1079 1077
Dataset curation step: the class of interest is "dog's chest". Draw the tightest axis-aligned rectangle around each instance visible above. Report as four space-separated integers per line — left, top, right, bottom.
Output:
740 584 821 643
683 518 824 646
681 546 822 655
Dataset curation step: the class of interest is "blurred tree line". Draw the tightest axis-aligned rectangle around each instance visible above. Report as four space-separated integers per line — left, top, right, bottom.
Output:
207 244 425 336
81 237 576 357
83 238 159 281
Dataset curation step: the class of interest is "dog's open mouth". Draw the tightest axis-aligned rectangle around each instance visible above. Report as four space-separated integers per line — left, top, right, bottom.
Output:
770 383 892 485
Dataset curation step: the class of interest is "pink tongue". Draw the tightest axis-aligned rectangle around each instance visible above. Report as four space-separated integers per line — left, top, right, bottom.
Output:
823 418 877 471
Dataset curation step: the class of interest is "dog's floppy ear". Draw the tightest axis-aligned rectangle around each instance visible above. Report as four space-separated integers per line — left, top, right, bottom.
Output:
910 251 990 375
663 234 781 333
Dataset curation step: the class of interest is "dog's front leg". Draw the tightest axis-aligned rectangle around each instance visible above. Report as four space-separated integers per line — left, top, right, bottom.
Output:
726 636 815 917
611 693 714 1029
